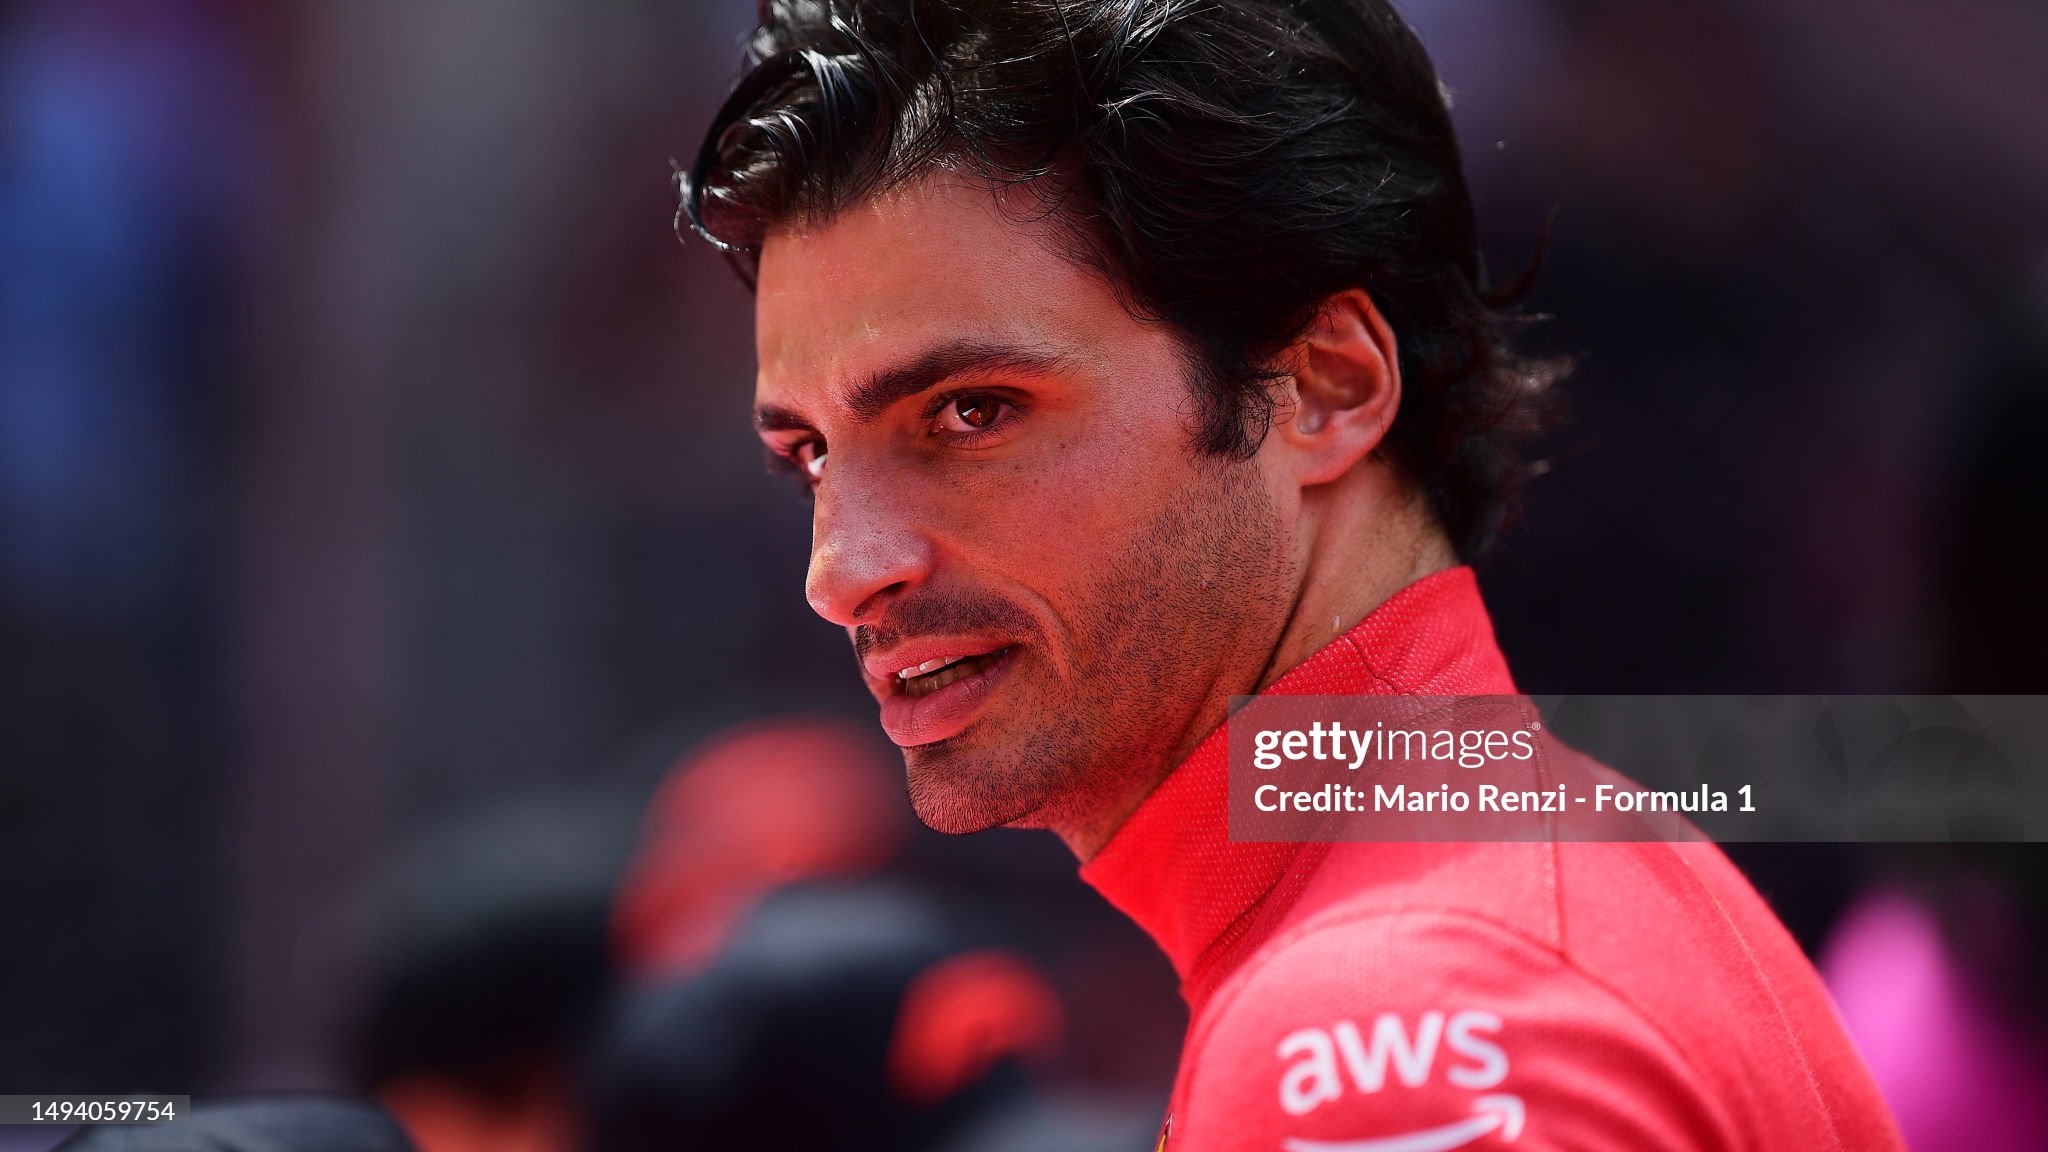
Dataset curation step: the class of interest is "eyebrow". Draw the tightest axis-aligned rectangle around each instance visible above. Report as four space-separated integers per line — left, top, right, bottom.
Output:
755 340 1070 432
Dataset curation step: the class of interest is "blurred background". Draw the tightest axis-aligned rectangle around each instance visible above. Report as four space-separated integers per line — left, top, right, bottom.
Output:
2 1 2045 1150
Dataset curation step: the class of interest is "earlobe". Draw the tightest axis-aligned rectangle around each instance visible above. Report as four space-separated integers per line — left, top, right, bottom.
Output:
1279 288 1401 485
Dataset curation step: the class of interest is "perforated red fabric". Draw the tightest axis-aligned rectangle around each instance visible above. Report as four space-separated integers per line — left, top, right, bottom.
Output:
1081 566 1903 1151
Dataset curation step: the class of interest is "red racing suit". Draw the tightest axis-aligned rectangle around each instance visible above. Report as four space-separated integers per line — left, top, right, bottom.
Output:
1080 567 1904 1151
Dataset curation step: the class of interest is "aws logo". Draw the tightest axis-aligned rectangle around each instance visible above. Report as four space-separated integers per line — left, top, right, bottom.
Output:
1276 1010 1508 1116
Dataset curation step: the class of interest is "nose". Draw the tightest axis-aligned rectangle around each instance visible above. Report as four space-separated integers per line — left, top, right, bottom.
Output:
804 472 935 627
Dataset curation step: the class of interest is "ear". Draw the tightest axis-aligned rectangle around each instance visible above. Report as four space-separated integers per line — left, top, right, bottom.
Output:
1270 288 1401 487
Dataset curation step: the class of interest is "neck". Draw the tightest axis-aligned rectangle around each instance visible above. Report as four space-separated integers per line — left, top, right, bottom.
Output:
1052 465 1457 861
1256 466 1458 693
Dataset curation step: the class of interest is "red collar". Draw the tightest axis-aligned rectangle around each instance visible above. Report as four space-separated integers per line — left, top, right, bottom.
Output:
1077 566 1517 984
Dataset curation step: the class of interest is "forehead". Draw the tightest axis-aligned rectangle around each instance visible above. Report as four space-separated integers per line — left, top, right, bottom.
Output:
752 176 1130 404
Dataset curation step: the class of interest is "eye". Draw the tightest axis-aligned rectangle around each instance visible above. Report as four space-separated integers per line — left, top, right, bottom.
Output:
766 438 826 491
793 439 827 480
933 394 1010 435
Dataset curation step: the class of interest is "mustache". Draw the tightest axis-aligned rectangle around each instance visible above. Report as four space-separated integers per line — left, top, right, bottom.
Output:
853 591 1039 658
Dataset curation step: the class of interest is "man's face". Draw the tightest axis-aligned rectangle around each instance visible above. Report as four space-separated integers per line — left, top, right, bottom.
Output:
753 176 1298 840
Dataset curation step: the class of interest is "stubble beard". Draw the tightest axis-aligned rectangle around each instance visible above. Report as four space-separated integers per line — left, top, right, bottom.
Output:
902 456 1294 838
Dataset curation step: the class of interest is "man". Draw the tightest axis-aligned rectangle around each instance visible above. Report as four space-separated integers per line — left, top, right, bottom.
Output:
680 1 1905 1148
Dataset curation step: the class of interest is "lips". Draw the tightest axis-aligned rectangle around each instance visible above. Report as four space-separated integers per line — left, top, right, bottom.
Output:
873 645 1018 748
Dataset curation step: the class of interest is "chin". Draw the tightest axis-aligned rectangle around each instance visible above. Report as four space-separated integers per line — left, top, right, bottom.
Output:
902 738 1050 835
906 796 1007 836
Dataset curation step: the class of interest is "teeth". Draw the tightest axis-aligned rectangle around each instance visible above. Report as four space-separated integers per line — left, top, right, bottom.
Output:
898 655 959 679
897 648 1010 697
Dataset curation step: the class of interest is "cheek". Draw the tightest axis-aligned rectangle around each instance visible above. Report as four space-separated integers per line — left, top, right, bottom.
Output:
935 433 1182 567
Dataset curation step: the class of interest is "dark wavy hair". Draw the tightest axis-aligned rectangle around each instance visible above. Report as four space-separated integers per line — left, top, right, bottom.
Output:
681 0 1563 558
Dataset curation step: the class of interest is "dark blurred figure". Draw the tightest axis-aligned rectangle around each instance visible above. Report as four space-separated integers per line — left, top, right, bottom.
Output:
588 882 1155 1152
609 720 1177 1095
610 717 905 980
345 802 631 1152
596 719 1157 1149
336 716 1154 1152
56 1097 415 1152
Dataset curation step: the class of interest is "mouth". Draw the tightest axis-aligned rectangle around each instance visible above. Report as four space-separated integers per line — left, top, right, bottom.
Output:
873 645 1019 748
895 647 1016 698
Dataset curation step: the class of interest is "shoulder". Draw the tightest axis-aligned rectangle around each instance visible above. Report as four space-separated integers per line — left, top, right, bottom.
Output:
1168 907 1737 1152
